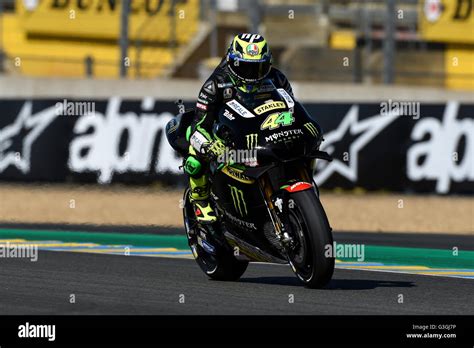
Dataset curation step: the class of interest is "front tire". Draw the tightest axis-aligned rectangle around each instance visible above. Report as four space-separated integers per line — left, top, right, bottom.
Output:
286 189 334 288
182 188 248 281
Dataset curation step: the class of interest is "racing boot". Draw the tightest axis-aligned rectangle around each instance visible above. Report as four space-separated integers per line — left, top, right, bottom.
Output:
189 174 217 224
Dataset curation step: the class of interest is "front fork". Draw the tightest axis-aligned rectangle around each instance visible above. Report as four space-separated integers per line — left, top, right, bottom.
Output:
257 185 295 250
270 188 294 248
257 162 316 250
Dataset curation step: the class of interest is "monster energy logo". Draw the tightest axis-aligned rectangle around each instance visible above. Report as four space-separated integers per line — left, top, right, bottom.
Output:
246 134 258 149
228 185 247 216
304 122 319 137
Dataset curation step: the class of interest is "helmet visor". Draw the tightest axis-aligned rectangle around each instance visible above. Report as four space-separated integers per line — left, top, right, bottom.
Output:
228 57 271 83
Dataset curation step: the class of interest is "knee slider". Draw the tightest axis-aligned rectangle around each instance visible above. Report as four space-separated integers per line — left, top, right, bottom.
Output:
184 155 203 177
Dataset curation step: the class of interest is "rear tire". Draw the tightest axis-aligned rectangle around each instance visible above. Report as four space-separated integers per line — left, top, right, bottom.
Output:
286 189 334 288
182 188 248 281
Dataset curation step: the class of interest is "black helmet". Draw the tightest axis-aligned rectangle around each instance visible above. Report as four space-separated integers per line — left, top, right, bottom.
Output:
226 33 272 92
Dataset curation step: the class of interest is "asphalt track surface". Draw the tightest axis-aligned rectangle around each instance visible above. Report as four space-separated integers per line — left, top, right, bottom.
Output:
3 222 474 249
1 248 473 315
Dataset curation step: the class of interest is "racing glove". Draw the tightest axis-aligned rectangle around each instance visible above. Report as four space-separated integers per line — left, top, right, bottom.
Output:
203 138 226 162
190 130 226 161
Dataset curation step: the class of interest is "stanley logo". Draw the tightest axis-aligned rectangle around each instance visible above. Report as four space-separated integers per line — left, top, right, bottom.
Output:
222 166 255 184
229 185 248 216
254 101 286 115
304 122 319 137
246 134 258 149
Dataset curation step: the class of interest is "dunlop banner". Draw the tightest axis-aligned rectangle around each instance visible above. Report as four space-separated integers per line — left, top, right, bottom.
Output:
420 0 474 43
16 0 198 41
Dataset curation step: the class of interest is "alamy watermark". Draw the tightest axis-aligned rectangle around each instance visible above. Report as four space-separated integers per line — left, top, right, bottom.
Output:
380 99 420 120
18 322 55 341
55 99 95 116
325 242 365 261
0 242 38 262
217 148 257 166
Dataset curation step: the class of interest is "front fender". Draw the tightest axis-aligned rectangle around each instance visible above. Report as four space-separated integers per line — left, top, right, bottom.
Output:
282 181 313 193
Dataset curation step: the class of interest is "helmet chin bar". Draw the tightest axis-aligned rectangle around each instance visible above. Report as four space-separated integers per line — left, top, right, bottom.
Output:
227 53 271 84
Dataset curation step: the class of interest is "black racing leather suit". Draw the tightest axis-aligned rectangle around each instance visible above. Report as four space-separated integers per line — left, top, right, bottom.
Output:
190 58 294 154
184 58 297 205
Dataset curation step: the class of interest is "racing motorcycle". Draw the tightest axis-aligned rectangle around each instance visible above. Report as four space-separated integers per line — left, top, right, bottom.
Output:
166 80 334 288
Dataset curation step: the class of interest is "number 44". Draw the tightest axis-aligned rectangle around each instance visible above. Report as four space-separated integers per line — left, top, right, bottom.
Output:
260 111 294 130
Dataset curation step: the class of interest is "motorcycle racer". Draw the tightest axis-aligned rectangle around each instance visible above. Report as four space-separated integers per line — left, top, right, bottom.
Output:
186 33 295 224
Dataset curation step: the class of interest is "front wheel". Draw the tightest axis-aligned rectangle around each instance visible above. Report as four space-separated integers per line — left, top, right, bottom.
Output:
182 188 248 281
285 189 334 288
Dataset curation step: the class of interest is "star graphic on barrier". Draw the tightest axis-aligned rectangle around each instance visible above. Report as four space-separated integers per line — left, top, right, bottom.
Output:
314 105 400 185
0 101 61 173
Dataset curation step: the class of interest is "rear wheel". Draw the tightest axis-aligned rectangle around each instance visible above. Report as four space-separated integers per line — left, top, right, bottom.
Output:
182 188 248 281
286 189 334 288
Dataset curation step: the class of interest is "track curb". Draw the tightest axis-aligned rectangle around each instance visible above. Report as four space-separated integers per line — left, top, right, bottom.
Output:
1 227 473 270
